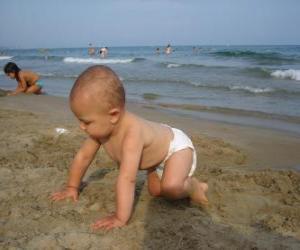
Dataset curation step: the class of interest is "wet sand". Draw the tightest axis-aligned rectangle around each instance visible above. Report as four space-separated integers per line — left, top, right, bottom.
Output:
0 94 300 249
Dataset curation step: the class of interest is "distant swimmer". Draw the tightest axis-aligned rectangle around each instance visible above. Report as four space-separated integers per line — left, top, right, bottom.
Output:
165 44 172 55
156 47 160 55
88 43 95 56
99 47 108 58
3 62 43 95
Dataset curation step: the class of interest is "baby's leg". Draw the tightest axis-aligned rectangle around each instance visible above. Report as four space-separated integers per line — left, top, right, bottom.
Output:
26 85 42 94
161 148 208 205
147 168 162 197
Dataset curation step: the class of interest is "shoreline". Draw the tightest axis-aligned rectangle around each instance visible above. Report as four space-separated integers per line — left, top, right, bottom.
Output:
1 94 300 249
2 76 300 136
2 86 300 136
0 94 300 171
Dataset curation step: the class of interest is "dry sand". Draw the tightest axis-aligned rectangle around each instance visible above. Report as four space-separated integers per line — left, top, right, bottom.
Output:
0 94 300 250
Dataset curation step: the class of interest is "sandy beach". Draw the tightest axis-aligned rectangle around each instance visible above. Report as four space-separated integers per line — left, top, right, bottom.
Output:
1 94 300 249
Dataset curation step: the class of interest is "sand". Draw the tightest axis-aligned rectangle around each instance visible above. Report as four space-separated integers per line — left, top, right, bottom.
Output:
0 94 300 250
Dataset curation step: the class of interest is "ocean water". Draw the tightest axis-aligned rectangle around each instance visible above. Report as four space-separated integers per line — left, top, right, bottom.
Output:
1 45 300 127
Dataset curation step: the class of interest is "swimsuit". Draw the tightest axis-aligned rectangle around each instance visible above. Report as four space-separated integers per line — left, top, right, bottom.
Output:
36 81 43 88
156 126 197 179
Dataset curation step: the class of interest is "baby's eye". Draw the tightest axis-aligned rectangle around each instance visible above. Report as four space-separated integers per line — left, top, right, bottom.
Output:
80 120 91 125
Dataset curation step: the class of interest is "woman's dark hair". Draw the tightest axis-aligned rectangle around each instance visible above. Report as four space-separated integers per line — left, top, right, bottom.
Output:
4 62 21 80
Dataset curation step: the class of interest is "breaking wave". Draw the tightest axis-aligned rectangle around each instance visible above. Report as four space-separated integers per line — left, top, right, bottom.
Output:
0 56 13 60
63 57 141 64
271 69 300 81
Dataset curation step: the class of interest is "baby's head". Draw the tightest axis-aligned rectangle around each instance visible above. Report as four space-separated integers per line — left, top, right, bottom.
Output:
70 65 125 139
4 62 21 79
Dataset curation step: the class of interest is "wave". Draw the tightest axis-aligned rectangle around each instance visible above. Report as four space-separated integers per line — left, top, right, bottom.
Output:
132 57 146 62
162 62 299 82
212 50 299 64
241 67 271 78
271 69 300 81
63 57 137 64
37 72 79 79
124 77 281 95
167 63 181 68
15 55 64 61
124 77 189 85
229 85 274 94
143 93 161 100
189 81 275 93
124 76 299 95
0 56 13 60
197 81 300 95
162 62 207 69
156 102 300 123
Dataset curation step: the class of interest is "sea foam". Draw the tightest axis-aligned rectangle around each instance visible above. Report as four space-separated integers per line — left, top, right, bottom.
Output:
167 63 181 68
230 85 274 93
63 57 134 64
271 69 300 81
0 56 13 60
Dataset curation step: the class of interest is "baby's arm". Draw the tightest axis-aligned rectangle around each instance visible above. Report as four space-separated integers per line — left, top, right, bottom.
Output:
10 73 27 95
51 137 101 202
92 128 143 230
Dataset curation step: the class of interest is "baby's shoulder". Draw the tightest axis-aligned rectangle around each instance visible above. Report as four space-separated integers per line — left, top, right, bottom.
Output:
19 70 31 78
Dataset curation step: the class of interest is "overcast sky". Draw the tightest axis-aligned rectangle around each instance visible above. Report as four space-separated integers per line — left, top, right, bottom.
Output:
0 0 299 48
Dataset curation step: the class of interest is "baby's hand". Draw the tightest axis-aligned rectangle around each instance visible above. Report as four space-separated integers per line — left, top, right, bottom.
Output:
91 214 126 231
50 186 79 202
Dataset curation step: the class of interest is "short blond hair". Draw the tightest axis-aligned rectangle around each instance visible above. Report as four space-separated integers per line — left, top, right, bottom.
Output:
70 65 125 110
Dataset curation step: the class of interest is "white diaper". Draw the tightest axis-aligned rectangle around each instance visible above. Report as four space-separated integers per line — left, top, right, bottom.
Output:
156 126 197 179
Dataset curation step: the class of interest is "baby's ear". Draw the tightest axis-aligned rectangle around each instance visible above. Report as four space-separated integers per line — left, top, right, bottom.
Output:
109 108 121 124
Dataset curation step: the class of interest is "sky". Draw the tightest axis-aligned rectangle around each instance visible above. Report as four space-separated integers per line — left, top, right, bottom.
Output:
0 0 300 49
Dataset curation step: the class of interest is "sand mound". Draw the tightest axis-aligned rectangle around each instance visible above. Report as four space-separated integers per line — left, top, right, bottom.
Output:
0 88 9 97
1 108 299 249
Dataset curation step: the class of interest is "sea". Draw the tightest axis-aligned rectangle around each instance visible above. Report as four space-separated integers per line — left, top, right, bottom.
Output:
1 45 300 133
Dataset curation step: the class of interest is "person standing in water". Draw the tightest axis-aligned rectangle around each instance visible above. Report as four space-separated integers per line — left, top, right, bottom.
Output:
88 43 95 56
99 47 108 58
165 44 173 55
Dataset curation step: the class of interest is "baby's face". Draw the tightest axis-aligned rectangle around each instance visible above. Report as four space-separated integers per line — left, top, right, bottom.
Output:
70 98 114 140
6 72 16 79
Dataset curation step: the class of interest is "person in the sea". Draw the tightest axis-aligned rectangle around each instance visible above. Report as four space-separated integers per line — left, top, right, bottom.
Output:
165 44 172 55
3 62 43 95
156 47 160 55
51 65 208 230
88 43 96 56
99 47 108 58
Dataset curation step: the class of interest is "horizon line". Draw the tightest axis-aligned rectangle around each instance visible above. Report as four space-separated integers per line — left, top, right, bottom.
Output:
1 44 300 50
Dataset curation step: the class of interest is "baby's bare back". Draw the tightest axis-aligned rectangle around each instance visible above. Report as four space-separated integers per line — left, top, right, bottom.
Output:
21 71 39 86
139 119 173 169
102 112 173 170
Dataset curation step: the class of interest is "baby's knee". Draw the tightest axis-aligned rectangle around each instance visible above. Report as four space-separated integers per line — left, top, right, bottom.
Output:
148 187 161 197
161 181 183 199
147 183 161 197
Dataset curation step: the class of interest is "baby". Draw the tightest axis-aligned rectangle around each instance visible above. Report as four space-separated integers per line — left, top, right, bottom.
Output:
4 62 43 95
51 65 208 230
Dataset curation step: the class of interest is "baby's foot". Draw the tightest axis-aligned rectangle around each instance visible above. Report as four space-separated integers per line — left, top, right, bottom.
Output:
190 178 208 206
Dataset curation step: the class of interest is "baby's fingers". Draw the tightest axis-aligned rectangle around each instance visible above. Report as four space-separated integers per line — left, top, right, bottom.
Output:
91 219 110 231
50 192 67 201
71 194 79 202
